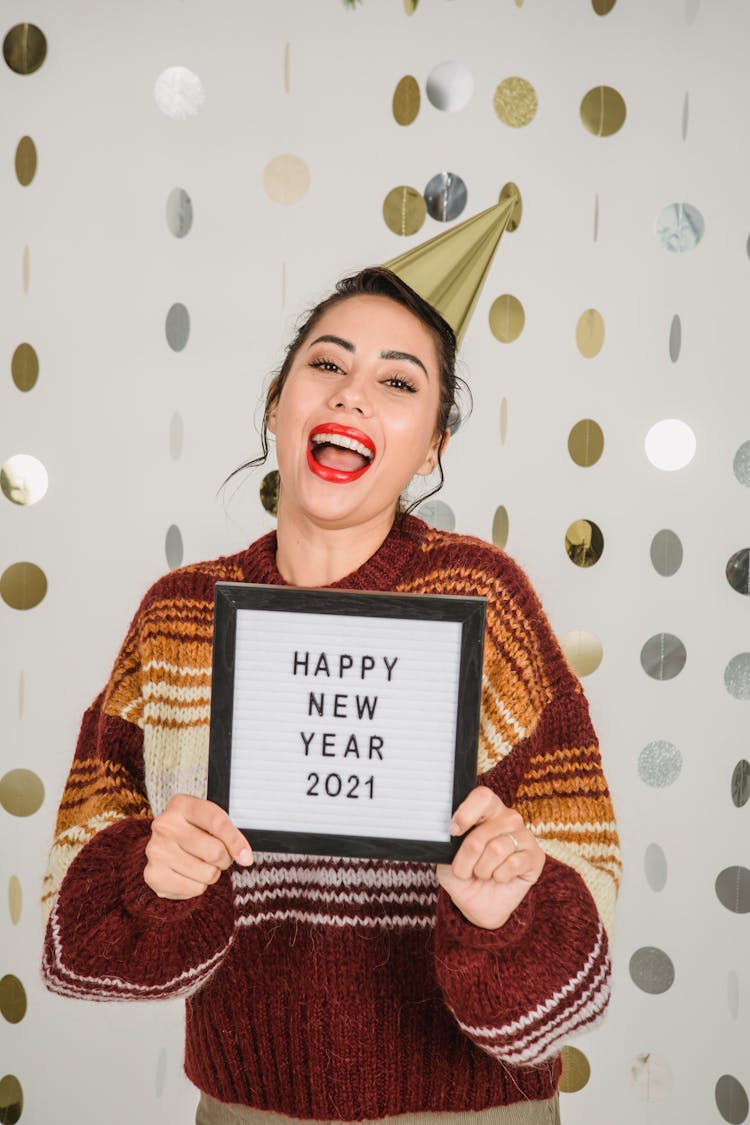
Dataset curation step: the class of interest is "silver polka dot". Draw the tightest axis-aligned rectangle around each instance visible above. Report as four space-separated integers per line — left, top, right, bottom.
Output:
165 303 190 351
629 1053 673 1102
733 440 750 487
726 549 750 595
715 866 750 914
629 946 675 994
644 843 667 892
166 188 193 238
715 1074 749 1125
650 529 683 577
655 201 704 252
640 633 687 680
668 314 681 362
727 970 740 1020
731 760 750 808
424 172 467 222
638 741 682 788
165 524 183 570
416 499 455 532
725 653 750 700
154 66 205 119
425 61 474 112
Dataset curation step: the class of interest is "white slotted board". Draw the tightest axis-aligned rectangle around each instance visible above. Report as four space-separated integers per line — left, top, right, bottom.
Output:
229 608 462 842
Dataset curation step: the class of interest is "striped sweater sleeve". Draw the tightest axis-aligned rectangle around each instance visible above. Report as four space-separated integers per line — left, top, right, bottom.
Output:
42 585 236 1002
429 542 620 1065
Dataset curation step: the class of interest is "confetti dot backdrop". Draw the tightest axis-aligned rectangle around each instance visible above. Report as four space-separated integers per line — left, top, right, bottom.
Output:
1 4 747 1124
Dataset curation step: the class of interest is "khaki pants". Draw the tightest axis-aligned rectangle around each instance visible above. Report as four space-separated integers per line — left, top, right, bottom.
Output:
196 1094 561 1125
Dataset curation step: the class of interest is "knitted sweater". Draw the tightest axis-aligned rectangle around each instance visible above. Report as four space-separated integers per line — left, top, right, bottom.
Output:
42 516 620 1119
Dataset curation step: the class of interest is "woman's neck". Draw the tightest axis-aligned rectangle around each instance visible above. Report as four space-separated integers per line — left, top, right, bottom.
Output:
274 507 396 587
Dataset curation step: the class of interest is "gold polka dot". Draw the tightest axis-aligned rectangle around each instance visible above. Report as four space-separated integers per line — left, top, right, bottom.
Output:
592 0 617 12
565 519 604 567
11 342 39 392
568 419 604 467
15 136 37 186
0 976 27 1024
493 77 538 128
489 295 525 343
576 308 605 358
560 630 603 677
382 185 426 237
498 181 523 231
560 1046 591 1092
0 769 44 817
3 23 47 74
263 154 310 205
492 506 509 550
0 562 47 609
0 1074 23 1123
260 470 280 517
403 0 419 12
580 85 627 137
393 75 420 126
8 877 22 926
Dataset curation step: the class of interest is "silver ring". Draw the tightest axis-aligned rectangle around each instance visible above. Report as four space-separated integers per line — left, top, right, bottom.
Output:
504 831 520 853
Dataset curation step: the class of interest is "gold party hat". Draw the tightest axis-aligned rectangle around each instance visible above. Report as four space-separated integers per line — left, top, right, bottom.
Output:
384 191 519 347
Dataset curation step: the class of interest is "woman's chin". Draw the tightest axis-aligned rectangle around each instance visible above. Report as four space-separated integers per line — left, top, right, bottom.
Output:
280 484 394 534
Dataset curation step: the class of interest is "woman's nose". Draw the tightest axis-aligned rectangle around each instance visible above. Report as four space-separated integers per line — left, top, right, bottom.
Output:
327 372 371 416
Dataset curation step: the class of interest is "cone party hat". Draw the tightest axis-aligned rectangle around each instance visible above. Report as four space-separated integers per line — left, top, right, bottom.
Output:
383 191 519 347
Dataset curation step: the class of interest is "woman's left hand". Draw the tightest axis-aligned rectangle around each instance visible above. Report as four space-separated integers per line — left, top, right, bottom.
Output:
436 787 545 930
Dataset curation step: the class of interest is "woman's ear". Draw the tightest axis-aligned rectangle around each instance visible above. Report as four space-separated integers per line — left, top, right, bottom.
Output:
266 383 281 436
415 429 449 477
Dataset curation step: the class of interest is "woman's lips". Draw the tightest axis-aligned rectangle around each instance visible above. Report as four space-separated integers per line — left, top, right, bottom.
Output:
307 423 376 484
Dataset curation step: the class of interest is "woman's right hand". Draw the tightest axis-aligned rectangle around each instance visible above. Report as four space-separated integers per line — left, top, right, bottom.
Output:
144 794 253 900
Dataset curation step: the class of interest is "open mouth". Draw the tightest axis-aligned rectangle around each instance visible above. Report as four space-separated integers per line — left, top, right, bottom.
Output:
307 423 376 483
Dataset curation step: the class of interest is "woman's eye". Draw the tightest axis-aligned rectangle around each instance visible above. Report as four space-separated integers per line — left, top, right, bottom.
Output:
310 358 341 373
385 376 416 393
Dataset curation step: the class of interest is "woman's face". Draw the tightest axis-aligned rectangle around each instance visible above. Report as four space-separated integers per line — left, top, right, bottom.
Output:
268 295 444 532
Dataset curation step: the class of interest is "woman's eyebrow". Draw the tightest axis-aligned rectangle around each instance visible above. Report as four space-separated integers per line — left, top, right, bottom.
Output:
380 350 428 379
308 334 354 352
308 335 428 379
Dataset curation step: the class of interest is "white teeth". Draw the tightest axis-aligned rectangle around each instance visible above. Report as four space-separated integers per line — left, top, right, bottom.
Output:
311 432 373 461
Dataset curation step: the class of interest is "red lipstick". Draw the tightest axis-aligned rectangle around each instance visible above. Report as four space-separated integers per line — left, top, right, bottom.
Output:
307 423 376 484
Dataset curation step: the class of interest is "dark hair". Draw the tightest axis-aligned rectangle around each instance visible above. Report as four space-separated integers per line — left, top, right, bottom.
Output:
227 266 471 516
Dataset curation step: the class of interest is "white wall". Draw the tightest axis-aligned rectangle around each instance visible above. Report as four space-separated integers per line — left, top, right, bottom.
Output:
2 2 748 1123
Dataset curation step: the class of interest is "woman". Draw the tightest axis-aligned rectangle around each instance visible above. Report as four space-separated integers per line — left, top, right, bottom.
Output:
43 267 620 1125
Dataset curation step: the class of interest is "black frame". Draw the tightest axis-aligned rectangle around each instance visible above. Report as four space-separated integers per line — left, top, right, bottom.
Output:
208 583 485 863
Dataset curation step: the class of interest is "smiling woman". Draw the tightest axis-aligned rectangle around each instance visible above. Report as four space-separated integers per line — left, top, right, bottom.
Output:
42 243 620 1125
265 284 451 582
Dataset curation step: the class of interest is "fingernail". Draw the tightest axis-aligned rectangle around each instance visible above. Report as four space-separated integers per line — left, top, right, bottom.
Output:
449 818 460 835
238 847 253 866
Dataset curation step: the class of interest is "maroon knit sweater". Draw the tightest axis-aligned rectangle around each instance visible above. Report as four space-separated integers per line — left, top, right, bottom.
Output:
43 516 620 1118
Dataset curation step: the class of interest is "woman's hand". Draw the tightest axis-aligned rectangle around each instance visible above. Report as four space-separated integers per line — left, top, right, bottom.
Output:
436 787 545 930
144 794 253 900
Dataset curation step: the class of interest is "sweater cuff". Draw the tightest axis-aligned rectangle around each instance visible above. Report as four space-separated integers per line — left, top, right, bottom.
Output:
81 816 234 928
436 884 536 951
